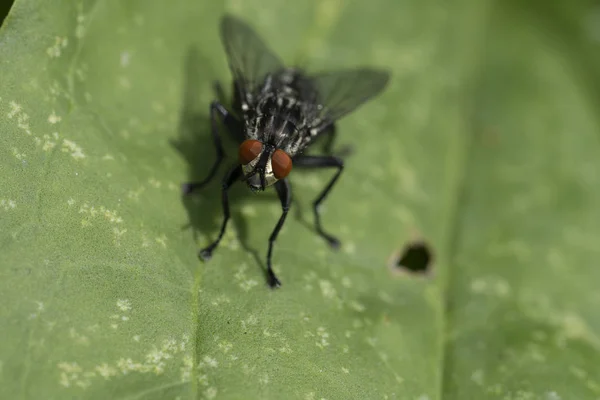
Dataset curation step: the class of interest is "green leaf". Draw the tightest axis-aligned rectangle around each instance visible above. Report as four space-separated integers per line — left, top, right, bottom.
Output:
1 0 599 399
443 1 600 398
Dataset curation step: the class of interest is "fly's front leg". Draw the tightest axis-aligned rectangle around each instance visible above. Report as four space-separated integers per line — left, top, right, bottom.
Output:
266 178 292 288
198 165 242 260
293 155 343 249
182 101 240 194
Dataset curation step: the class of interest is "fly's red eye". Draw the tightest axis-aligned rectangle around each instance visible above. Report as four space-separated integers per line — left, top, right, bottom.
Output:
271 149 292 179
239 139 263 165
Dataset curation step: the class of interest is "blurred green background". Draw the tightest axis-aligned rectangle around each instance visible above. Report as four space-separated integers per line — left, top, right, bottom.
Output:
1 0 599 399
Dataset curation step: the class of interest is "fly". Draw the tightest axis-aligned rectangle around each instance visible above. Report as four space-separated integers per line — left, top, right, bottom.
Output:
183 14 390 288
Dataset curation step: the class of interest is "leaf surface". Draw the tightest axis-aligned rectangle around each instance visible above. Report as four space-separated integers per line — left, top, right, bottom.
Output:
1 0 599 399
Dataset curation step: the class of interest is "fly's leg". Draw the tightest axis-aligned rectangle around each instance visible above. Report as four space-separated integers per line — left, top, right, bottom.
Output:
319 124 352 157
265 178 292 288
182 101 241 194
198 165 243 260
213 81 227 104
293 155 343 249
321 125 336 155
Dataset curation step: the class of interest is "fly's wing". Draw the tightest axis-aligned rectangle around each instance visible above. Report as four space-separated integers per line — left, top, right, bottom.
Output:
220 15 285 107
306 68 390 131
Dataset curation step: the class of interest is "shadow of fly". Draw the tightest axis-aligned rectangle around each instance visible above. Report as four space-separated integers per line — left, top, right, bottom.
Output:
184 14 390 288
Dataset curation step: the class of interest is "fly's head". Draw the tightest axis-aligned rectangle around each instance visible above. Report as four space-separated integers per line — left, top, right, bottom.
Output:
238 139 292 192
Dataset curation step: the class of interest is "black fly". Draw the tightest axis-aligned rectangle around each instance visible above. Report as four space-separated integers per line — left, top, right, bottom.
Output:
183 14 390 288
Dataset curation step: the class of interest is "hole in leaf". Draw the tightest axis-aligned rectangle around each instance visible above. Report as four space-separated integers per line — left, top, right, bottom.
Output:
394 241 432 275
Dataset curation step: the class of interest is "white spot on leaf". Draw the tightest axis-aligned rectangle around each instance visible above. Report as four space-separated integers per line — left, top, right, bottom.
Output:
201 356 218 368
349 301 366 313
148 178 161 188
471 369 484 385
217 340 233 353
343 241 356 254
69 328 90 346
235 263 259 291
11 147 26 160
75 11 86 38
61 139 85 159
46 36 68 58
118 76 131 89
204 387 217 399
470 278 487 293
48 111 61 124
319 280 336 299
241 204 257 217
57 362 92 388
316 327 330 349
120 51 130 67
259 373 269 385
117 299 131 312
95 363 117 379
133 14 144 26
0 199 17 211
7 101 22 118
151 102 165 113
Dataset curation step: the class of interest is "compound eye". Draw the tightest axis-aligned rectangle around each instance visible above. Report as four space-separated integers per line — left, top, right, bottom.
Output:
271 149 292 179
239 139 263 165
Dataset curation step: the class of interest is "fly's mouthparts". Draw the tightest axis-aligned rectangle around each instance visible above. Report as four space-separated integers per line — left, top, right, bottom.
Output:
241 168 258 182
